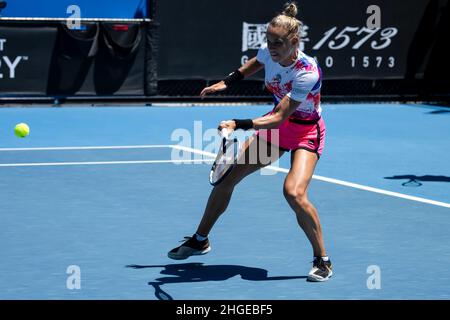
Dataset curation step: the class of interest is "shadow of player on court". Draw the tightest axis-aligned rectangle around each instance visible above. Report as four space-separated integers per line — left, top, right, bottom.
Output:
384 174 450 187
427 109 450 114
126 262 306 300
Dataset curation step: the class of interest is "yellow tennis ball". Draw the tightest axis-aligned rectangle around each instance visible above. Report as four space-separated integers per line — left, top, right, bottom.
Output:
14 123 30 138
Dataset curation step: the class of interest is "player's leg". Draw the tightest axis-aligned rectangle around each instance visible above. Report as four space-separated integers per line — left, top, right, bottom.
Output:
196 135 284 235
283 148 332 281
168 134 285 260
284 149 325 255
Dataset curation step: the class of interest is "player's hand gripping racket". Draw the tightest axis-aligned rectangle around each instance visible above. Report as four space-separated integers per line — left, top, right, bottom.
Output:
209 128 240 186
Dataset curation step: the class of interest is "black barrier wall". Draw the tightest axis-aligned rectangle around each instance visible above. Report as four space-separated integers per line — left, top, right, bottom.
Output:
0 24 57 95
154 0 449 100
0 20 147 97
156 0 432 80
0 0 449 100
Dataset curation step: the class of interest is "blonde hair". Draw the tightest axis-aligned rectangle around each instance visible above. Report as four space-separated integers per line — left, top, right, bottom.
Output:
269 2 303 40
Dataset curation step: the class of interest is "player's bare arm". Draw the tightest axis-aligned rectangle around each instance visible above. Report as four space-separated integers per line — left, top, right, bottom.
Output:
218 96 301 132
200 57 264 97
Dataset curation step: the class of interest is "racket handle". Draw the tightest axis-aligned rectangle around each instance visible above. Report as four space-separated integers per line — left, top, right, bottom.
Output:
221 128 230 139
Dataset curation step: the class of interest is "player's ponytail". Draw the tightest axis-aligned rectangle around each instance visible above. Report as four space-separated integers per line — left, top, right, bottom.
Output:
270 2 302 42
282 2 298 18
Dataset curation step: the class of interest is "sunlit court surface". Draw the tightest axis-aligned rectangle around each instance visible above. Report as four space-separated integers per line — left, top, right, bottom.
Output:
0 103 449 300
1 0 450 309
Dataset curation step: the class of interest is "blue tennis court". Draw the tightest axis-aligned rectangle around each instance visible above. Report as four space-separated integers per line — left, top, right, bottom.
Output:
0 103 449 300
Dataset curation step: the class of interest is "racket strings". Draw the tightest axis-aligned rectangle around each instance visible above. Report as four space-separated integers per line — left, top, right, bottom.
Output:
217 140 238 165
210 138 240 185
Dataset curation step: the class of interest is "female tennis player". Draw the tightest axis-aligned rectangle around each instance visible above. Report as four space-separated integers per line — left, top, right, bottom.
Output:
168 2 332 282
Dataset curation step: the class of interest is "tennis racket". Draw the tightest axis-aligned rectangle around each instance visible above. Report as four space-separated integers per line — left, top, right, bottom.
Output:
209 128 240 186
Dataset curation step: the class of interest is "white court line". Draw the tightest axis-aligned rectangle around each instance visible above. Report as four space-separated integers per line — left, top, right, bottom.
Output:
264 166 450 209
1 144 449 208
173 145 450 209
171 145 216 157
0 145 172 151
0 159 212 167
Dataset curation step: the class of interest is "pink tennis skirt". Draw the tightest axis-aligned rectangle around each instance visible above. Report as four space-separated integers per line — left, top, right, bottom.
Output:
256 116 326 157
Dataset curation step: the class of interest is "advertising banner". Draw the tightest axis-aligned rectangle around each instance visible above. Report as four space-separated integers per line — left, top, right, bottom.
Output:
156 0 431 80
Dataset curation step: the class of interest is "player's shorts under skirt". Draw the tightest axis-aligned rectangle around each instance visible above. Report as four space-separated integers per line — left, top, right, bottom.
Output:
256 116 326 158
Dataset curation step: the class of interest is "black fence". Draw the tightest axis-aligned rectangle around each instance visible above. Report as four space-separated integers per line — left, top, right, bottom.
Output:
0 19 150 97
0 0 449 103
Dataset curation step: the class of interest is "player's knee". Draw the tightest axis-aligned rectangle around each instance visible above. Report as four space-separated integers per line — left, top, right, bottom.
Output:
214 178 235 193
283 183 308 207
223 166 251 188
217 171 244 191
